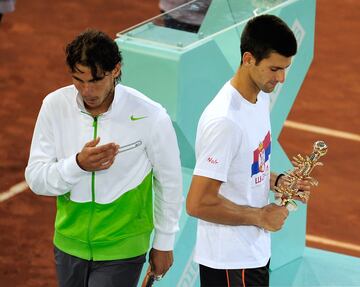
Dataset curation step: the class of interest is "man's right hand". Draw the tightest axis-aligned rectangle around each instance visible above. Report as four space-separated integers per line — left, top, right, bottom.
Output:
76 137 119 172
260 203 289 232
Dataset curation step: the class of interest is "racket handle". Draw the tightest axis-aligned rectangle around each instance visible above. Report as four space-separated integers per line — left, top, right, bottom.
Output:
142 275 155 287
141 266 156 287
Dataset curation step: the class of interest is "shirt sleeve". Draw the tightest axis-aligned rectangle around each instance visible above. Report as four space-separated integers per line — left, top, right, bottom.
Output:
25 99 87 196
146 110 183 251
193 117 241 182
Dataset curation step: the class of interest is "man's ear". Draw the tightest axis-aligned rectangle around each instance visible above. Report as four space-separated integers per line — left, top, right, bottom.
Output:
113 63 121 78
242 52 255 66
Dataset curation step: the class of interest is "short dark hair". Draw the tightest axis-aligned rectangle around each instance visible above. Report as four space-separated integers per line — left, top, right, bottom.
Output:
65 29 122 81
240 14 297 64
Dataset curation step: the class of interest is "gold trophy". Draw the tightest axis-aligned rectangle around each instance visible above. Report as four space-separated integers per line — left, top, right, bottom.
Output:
274 141 328 211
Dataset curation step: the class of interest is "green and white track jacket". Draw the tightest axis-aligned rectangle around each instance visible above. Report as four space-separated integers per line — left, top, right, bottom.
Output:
25 84 183 261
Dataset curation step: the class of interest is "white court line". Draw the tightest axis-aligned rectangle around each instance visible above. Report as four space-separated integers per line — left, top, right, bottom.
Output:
285 120 360 142
0 181 28 202
306 234 360 253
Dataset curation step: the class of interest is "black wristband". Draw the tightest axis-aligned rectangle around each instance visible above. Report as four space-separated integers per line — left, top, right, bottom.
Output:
76 153 86 171
275 173 285 187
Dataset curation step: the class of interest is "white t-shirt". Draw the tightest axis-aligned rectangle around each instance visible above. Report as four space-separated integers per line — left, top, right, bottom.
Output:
193 81 272 269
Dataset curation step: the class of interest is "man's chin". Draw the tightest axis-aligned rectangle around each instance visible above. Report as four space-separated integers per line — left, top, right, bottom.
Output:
261 87 275 93
84 100 99 107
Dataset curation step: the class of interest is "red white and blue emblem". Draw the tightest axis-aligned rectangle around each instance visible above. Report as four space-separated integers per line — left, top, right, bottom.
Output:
251 132 271 182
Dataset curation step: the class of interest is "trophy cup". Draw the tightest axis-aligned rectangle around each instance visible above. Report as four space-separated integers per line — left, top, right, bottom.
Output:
274 141 328 211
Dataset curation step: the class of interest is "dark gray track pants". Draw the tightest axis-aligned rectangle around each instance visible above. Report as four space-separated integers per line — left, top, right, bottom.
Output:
54 246 146 287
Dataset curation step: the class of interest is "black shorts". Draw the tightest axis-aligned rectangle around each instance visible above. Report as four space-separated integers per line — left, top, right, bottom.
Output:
199 261 270 287
54 246 146 287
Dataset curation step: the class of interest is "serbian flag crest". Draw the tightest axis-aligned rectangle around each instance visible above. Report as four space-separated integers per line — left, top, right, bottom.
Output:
251 131 271 176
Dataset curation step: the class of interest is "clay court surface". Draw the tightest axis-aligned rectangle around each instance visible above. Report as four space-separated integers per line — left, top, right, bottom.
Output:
0 0 359 286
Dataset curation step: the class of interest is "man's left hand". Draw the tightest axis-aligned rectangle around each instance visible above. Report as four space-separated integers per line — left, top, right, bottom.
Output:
148 248 173 279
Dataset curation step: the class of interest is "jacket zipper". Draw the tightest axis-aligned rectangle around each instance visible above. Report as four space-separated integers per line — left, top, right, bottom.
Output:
87 116 98 259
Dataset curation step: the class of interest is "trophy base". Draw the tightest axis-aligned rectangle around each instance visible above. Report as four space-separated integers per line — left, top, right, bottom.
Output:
285 200 298 211
274 198 298 211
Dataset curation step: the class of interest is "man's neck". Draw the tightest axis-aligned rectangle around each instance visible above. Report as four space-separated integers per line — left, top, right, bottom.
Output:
230 67 259 104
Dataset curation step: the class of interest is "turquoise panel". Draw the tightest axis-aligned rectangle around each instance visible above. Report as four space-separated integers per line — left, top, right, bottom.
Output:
270 247 360 286
115 38 180 119
213 28 241 72
173 121 196 169
177 39 234 167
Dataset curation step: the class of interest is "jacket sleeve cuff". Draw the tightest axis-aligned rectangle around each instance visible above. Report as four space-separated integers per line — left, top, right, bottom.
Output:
57 154 88 184
152 232 176 251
